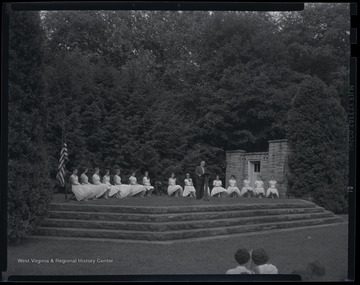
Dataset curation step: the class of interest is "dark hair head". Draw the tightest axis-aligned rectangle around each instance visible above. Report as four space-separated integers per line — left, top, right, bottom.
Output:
231 175 236 179
306 260 325 276
234 248 250 265
251 248 269 265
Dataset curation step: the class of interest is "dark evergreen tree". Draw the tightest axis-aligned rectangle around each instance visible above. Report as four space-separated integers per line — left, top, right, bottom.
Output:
8 11 52 242
287 76 348 213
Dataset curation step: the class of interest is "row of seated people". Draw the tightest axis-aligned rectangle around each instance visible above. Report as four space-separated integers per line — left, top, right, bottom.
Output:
224 175 280 198
173 174 280 199
69 167 279 202
70 167 152 201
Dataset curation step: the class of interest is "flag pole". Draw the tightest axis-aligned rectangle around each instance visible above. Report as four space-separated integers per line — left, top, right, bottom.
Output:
63 126 67 201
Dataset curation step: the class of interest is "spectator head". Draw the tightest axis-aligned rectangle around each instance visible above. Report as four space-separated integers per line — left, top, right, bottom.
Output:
305 260 326 281
251 248 269 266
94 167 99 174
200 161 205 167
234 248 250 266
230 175 236 180
186 173 190 178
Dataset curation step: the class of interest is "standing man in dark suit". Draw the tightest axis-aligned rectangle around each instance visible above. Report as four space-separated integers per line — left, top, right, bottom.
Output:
195 161 206 199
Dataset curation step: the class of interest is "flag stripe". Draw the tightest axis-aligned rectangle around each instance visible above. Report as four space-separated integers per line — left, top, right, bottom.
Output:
56 142 68 187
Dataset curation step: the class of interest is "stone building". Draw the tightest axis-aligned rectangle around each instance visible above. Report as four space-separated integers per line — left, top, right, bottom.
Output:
225 139 290 197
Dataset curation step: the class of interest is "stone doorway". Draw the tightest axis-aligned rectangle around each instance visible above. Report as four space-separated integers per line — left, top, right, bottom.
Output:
248 160 261 188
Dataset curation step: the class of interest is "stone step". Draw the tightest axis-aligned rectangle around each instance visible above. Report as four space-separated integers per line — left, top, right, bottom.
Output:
48 207 324 222
36 216 345 241
49 202 316 214
41 212 335 232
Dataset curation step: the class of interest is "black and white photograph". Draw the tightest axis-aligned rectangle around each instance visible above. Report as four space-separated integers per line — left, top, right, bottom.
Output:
1 2 355 282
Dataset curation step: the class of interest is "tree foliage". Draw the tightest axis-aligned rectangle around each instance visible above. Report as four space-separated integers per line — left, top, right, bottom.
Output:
8 11 52 243
287 77 349 213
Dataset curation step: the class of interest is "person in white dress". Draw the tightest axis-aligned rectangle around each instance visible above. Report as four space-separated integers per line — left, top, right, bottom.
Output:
254 175 265 198
266 177 279 198
92 167 111 199
79 168 98 200
182 173 196 197
226 175 241 197
167 173 183 197
113 168 132 198
211 175 228 197
241 175 255 197
143 171 154 197
128 172 146 197
103 169 122 198
70 168 93 201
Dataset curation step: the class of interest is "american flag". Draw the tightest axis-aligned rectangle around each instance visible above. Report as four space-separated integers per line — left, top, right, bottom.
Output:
56 142 68 187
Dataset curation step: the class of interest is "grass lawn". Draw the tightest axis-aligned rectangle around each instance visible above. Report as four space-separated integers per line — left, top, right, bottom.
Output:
4 223 348 281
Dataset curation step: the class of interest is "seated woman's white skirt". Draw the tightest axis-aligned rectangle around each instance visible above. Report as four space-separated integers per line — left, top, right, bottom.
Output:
183 185 196 197
116 184 132 198
88 184 109 198
226 186 241 196
168 185 183 196
255 187 265 195
71 184 94 201
144 185 154 191
108 185 122 197
241 186 254 196
266 188 279 197
128 185 146 197
211 186 227 196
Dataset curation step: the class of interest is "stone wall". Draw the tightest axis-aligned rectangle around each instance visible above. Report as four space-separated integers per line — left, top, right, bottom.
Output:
225 150 245 187
267 139 290 197
225 139 290 196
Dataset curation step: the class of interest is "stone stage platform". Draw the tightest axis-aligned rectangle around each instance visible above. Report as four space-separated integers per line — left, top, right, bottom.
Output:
35 194 345 242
